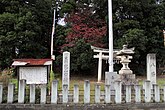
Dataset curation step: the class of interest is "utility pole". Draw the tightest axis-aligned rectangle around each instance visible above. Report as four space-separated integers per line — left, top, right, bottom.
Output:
163 30 165 46
51 8 56 61
49 7 56 95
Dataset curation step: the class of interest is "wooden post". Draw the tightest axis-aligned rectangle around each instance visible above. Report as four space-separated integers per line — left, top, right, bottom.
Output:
18 80 26 103
84 80 90 103
7 83 15 103
74 84 79 103
51 80 58 104
114 81 122 104
40 84 47 104
134 85 141 103
30 84 35 103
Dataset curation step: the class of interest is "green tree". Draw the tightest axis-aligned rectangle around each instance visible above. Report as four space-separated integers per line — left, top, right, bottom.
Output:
0 13 17 69
0 0 53 70
64 39 95 75
113 0 165 73
1 0 164 75
58 0 165 75
56 0 107 75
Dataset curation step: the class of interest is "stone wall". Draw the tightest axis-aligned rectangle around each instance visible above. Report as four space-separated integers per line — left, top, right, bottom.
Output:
1 103 165 110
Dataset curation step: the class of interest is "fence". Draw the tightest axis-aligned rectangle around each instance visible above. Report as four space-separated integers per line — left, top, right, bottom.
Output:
0 80 165 104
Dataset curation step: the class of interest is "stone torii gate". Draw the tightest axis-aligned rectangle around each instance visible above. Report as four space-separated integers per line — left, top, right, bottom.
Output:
91 46 119 82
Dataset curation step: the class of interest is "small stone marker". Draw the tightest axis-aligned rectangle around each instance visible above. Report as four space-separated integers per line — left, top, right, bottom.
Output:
18 80 26 103
0 83 3 103
84 80 90 103
105 72 119 91
30 84 35 103
114 81 122 104
7 83 15 103
144 80 151 102
147 54 156 85
62 51 70 90
73 84 79 103
51 80 58 104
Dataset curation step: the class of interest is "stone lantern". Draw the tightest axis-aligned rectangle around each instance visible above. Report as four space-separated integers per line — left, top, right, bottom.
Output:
116 45 134 74
116 45 137 85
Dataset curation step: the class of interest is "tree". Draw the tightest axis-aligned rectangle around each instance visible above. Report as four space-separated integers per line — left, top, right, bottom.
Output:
1 0 164 75
59 0 165 74
65 39 95 74
56 0 107 74
63 9 107 48
112 0 165 74
0 0 53 70
0 13 17 70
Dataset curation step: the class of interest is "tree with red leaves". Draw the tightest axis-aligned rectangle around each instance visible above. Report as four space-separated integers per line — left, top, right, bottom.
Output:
56 3 108 74
63 8 107 48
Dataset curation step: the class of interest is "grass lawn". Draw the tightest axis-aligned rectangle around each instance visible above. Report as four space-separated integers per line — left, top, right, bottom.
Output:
137 75 165 87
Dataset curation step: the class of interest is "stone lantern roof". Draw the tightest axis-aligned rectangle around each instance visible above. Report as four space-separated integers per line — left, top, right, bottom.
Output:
116 45 135 56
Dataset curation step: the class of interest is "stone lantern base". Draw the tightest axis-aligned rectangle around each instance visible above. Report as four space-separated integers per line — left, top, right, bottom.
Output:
119 69 133 74
118 73 137 85
118 69 137 85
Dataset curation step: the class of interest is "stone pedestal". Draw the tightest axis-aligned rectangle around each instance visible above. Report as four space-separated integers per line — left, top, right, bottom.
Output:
116 73 137 96
118 73 137 85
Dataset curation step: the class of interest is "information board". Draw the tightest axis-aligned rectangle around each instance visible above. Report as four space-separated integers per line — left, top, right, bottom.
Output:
19 67 47 84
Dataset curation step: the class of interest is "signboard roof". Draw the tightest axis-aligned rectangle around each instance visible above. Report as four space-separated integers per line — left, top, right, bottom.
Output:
12 59 52 66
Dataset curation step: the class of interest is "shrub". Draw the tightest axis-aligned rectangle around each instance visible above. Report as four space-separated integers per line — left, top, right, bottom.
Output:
0 68 13 87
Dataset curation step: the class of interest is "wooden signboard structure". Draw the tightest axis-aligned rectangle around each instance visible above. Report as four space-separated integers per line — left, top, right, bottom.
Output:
12 59 52 84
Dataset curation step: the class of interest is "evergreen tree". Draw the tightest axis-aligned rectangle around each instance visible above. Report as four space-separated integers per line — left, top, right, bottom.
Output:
0 0 52 70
